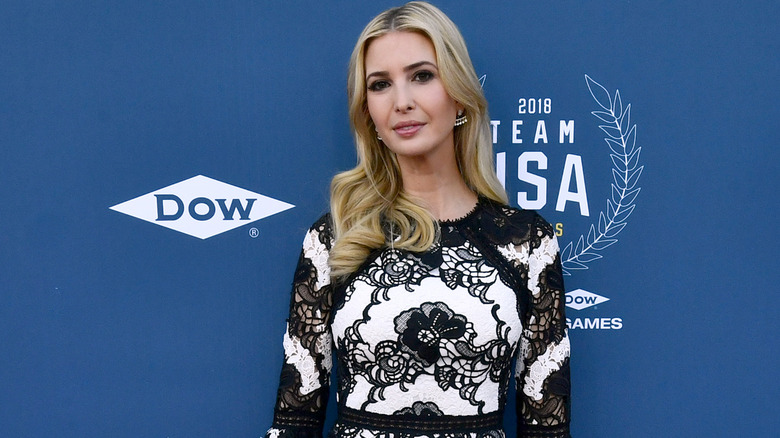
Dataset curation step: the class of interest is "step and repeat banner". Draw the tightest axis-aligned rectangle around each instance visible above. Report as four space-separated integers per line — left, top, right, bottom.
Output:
2 1 777 437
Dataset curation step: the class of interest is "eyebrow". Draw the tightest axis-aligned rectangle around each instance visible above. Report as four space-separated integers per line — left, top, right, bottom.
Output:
366 61 438 82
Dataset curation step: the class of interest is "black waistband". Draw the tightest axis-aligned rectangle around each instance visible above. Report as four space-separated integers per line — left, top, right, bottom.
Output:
337 406 503 434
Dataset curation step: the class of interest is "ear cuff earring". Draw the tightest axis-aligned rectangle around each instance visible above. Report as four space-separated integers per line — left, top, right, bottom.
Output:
454 110 468 127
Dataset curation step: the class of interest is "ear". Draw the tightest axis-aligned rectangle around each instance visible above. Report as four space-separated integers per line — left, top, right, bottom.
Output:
455 101 465 114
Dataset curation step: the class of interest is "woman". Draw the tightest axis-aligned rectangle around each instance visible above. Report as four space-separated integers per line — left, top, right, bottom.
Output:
266 2 570 437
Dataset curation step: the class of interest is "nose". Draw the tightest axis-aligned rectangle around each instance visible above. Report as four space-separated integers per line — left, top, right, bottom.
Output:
393 83 415 112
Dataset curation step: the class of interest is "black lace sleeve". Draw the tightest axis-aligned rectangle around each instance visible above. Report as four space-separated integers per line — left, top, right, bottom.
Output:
266 216 334 438
514 216 571 438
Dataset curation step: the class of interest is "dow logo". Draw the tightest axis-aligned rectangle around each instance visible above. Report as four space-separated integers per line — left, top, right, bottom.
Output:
565 289 610 310
110 175 294 239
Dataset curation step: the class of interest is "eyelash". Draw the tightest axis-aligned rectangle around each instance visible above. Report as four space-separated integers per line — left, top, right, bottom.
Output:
367 80 390 92
367 70 436 91
413 70 434 82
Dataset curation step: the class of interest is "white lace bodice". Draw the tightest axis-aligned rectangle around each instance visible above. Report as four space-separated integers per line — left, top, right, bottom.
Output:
267 199 570 438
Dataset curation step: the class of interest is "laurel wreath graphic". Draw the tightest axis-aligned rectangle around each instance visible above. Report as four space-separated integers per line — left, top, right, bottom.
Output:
560 75 642 275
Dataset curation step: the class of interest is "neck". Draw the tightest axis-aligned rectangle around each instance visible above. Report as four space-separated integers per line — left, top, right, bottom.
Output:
396 154 478 222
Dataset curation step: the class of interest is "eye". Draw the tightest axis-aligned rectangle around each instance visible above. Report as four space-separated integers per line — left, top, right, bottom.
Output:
412 70 435 83
367 79 390 92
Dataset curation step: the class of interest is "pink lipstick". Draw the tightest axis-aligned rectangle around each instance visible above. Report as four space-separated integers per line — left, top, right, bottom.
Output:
393 121 424 137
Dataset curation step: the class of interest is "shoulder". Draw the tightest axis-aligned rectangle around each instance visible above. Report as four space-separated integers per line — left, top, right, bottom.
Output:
303 212 334 251
476 197 555 246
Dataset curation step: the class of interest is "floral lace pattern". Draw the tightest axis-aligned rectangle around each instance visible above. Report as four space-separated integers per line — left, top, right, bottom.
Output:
440 241 500 304
334 297 515 413
271 216 334 433
282 329 324 395
268 200 570 438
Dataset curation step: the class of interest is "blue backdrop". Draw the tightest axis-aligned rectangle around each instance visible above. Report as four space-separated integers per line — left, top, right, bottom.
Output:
1 1 778 437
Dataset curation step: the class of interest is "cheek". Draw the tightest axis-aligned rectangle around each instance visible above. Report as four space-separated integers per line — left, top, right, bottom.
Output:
443 97 460 117
431 93 458 121
366 96 387 125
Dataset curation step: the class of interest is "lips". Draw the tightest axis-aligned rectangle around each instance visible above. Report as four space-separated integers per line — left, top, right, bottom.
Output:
393 121 424 137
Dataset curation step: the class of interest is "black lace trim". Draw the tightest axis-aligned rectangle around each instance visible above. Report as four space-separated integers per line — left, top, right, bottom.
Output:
337 406 502 434
438 197 482 226
273 411 324 428
268 425 323 438
518 421 571 438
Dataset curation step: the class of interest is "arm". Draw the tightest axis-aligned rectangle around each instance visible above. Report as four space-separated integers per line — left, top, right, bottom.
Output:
515 221 571 438
267 217 334 438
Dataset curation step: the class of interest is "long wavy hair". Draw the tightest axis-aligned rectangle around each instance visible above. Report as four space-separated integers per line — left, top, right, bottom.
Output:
329 1 507 278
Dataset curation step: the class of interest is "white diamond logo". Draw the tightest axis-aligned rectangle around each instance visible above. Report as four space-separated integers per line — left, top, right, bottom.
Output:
565 289 610 310
110 175 294 239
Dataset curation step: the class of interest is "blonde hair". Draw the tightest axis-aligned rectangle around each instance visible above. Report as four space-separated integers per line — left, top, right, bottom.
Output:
329 1 507 278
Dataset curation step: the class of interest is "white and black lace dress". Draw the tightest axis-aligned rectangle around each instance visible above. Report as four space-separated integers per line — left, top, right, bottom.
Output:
266 198 571 438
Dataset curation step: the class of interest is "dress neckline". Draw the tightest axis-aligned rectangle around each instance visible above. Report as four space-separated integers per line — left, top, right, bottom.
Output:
438 196 483 226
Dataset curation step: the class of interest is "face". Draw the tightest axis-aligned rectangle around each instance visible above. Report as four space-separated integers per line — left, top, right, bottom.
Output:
364 31 462 162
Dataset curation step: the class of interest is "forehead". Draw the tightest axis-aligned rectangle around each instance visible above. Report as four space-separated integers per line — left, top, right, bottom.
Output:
364 31 436 73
